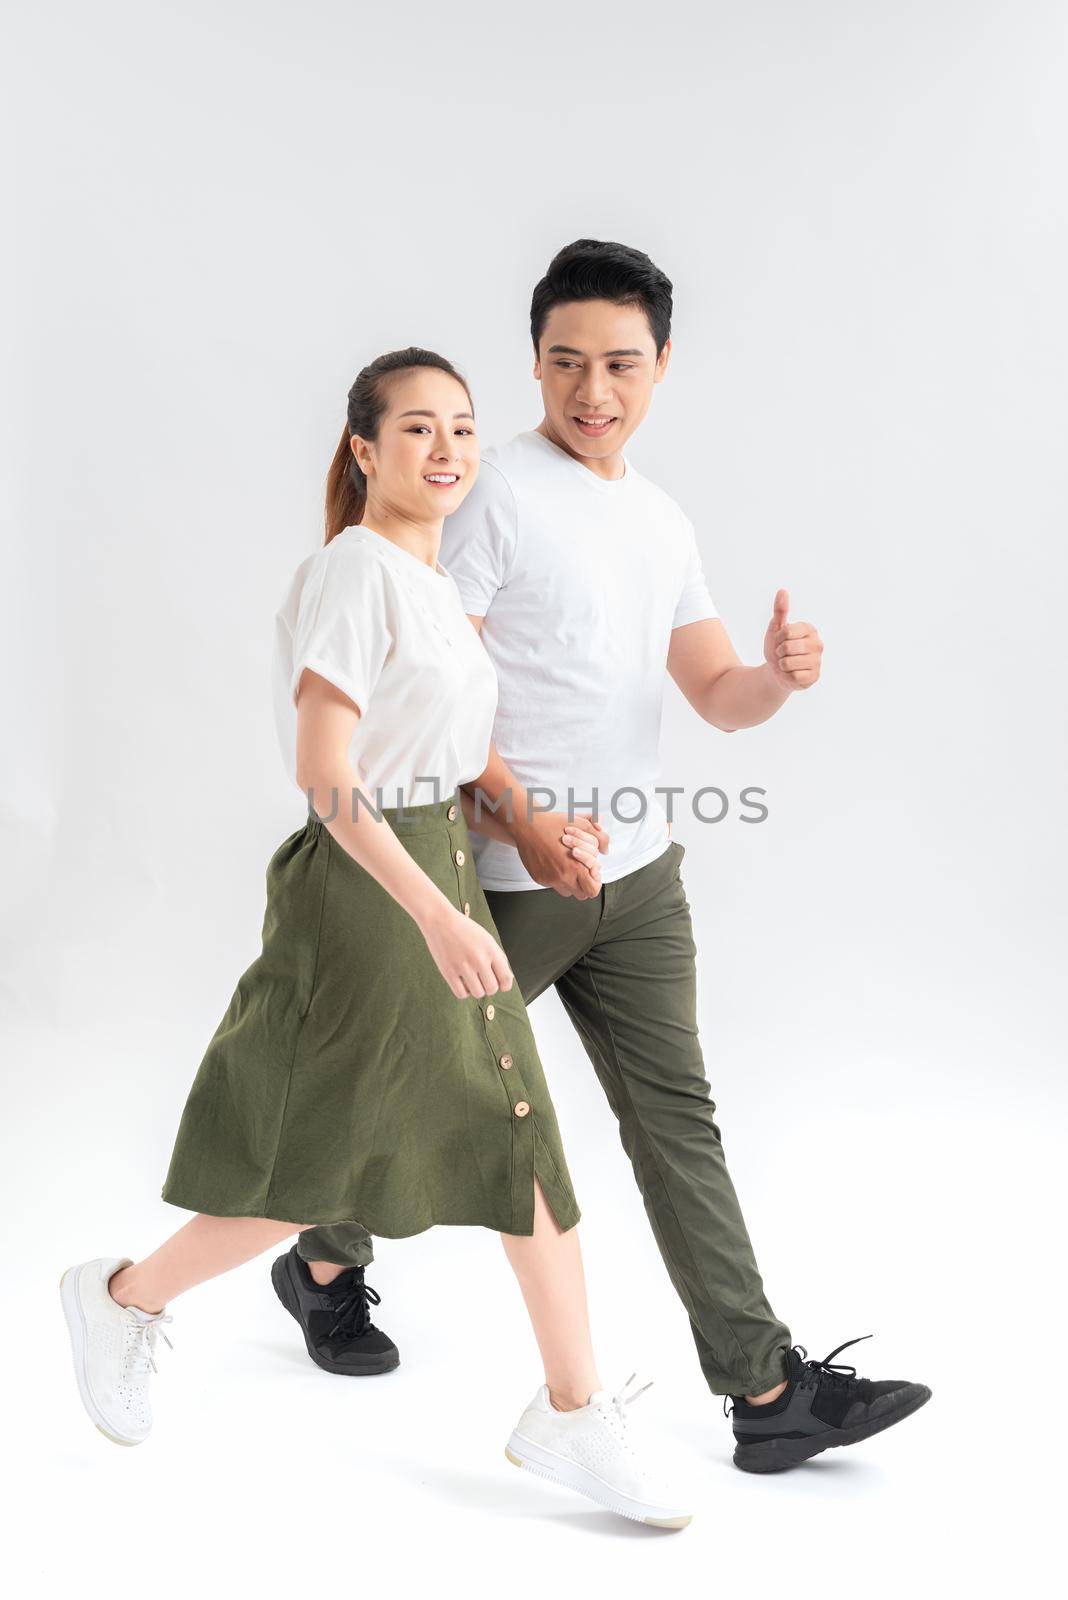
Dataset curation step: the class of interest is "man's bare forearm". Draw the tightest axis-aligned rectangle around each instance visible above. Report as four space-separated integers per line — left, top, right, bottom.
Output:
701 662 793 732
459 785 517 845
461 743 532 837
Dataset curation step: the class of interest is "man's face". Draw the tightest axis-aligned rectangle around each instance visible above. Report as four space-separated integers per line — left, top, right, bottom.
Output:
533 299 670 463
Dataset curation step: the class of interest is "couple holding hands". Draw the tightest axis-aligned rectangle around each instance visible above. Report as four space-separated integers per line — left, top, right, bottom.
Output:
61 237 929 1528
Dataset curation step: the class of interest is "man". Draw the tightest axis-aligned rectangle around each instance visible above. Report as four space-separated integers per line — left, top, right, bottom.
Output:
275 239 930 1473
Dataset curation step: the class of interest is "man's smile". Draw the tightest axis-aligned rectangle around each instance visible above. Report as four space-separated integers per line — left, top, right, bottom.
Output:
572 415 617 437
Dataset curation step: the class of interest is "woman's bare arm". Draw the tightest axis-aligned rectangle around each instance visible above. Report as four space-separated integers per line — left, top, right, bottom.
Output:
295 668 516 998
296 669 459 927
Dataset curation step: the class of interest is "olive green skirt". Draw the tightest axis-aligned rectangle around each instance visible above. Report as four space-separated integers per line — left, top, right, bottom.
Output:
161 794 580 1238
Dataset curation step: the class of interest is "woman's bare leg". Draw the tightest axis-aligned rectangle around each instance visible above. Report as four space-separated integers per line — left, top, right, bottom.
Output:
108 1216 315 1313
500 1178 600 1412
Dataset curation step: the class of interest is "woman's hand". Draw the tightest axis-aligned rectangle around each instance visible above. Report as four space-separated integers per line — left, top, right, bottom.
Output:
417 902 515 1000
562 823 603 888
514 810 609 899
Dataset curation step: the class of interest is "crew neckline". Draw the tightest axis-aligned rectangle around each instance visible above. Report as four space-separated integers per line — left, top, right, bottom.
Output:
524 427 633 491
343 523 449 580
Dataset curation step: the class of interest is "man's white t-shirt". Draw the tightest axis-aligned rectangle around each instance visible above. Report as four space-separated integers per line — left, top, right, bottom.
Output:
439 429 718 891
272 524 499 809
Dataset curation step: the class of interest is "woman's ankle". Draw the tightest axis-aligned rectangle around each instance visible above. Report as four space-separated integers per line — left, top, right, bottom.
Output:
108 1265 165 1315
548 1382 598 1413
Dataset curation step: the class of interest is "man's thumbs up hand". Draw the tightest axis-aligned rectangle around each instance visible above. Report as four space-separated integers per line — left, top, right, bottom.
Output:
763 588 824 690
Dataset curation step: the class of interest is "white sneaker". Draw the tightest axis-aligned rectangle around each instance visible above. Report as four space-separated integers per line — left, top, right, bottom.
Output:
59 1257 174 1446
506 1374 693 1529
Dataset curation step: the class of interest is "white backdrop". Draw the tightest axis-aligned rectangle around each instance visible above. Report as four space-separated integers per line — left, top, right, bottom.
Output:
4 3 1064 1596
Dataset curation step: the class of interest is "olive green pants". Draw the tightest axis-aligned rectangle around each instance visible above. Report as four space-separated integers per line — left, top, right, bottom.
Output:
299 840 791 1396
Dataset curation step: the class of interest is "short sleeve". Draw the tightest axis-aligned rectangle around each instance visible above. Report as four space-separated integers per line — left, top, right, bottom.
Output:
672 516 719 629
289 544 393 716
438 459 519 616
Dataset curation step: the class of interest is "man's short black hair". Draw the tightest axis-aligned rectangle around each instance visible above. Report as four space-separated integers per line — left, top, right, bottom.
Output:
530 239 673 355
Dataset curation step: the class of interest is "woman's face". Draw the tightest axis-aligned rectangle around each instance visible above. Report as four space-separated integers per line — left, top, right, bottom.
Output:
353 368 479 523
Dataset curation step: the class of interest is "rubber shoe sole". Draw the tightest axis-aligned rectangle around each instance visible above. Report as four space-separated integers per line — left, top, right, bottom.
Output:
270 1254 399 1377
59 1266 145 1447
733 1383 932 1473
505 1430 692 1529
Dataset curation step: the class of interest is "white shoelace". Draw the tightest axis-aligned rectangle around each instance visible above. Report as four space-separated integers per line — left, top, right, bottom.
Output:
122 1310 175 1376
612 1372 654 1408
596 1373 655 1452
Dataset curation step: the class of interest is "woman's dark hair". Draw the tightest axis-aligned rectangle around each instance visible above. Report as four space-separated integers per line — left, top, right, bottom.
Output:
529 239 673 356
325 346 474 543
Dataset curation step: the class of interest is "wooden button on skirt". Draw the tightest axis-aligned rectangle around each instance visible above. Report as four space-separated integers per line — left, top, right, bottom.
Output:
161 793 580 1238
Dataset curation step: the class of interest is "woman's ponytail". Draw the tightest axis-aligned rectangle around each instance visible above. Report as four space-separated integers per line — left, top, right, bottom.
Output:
325 427 366 544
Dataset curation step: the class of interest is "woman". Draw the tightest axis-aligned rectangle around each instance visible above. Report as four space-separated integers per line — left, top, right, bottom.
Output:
59 347 692 1530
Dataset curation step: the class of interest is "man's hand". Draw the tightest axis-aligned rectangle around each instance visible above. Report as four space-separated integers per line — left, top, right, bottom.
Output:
763 588 823 691
513 811 610 899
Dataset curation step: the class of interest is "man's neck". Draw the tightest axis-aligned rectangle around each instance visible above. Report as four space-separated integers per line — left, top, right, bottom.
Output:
535 419 627 482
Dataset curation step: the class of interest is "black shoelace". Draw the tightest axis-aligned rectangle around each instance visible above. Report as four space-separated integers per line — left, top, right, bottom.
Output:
724 1333 874 1416
794 1333 873 1389
325 1276 383 1341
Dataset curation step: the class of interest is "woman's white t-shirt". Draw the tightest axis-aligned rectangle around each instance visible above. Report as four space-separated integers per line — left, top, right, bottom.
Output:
272 524 499 808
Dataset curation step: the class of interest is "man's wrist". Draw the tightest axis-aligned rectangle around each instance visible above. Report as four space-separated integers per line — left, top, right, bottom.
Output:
509 806 538 842
761 658 793 698
486 784 533 841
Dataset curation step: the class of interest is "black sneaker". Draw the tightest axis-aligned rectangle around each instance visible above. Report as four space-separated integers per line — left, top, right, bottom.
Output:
728 1335 931 1473
271 1245 399 1376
